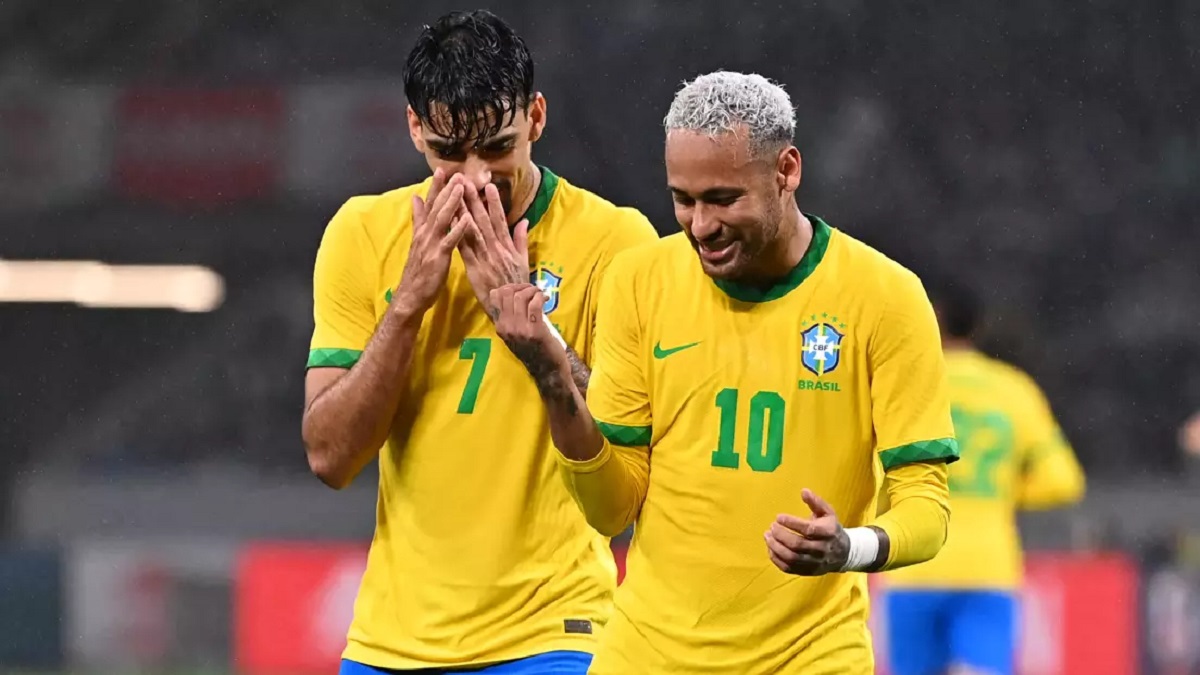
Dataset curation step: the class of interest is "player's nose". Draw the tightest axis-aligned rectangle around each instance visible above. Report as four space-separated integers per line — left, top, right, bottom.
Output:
689 203 722 240
460 157 492 192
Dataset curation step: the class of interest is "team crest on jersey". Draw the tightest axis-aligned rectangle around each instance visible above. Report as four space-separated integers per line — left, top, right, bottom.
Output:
801 316 846 377
531 262 564 315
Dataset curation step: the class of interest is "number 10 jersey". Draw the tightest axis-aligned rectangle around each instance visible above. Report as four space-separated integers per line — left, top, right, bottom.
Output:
585 216 957 674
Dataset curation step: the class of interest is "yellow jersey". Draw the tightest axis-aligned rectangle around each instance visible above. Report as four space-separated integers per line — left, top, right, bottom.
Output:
584 216 957 674
885 348 1085 590
307 167 658 669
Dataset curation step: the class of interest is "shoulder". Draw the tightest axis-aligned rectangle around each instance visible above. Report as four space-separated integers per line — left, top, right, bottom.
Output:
983 355 1046 401
827 224 926 300
607 231 693 279
331 180 430 242
553 173 659 249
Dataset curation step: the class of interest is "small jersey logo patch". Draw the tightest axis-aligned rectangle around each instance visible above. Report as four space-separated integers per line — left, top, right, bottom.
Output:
801 315 847 377
563 619 593 634
531 261 564 315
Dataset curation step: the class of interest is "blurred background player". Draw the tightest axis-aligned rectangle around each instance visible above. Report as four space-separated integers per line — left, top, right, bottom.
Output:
485 71 958 673
301 10 656 675
882 277 1087 675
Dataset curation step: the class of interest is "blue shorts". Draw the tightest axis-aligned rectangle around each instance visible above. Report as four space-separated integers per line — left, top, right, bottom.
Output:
339 651 592 675
884 589 1018 675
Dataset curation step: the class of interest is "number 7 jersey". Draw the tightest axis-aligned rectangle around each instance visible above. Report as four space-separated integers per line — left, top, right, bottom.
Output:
586 216 957 674
307 167 658 670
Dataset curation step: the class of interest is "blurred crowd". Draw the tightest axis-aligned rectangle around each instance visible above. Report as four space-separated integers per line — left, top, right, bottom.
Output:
2 0 1197 482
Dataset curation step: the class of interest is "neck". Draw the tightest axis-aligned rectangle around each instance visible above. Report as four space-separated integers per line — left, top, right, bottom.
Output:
942 337 974 351
508 162 541 225
748 206 810 284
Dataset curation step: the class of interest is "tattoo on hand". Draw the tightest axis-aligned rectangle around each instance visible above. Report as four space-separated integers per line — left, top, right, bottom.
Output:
829 528 851 570
507 338 578 416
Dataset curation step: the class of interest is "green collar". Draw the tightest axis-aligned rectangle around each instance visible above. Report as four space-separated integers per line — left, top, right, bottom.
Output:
518 165 560 231
713 214 833 303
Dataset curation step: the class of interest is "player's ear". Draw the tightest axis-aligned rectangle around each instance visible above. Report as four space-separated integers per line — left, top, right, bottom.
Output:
777 146 801 193
527 93 547 142
407 106 426 153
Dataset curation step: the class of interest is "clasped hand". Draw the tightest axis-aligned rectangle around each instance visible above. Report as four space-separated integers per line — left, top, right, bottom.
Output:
390 169 532 319
764 489 852 576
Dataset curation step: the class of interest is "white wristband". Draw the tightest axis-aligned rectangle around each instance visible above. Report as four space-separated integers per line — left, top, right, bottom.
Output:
542 314 567 349
840 527 881 572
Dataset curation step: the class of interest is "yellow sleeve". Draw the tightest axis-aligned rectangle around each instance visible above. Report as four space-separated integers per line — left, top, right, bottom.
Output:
558 439 650 537
586 209 659 346
557 251 652 536
1017 381 1086 509
873 461 951 570
587 251 652 443
308 198 378 370
870 270 959 469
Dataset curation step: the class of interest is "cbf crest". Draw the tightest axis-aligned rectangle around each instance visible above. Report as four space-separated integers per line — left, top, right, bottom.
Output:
801 315 847 377
531 261 564 315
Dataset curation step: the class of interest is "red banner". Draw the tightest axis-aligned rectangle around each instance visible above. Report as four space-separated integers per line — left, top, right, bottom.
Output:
235 543 1137 675
233 543 367 675
113 87 283 205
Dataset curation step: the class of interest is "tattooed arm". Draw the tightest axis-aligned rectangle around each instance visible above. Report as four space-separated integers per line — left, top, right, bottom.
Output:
489 286 605 462
563 346 591 398
492 282 649 535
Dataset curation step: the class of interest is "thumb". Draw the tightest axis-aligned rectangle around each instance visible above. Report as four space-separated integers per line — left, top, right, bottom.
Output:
801 488 835 518
513 218 530 261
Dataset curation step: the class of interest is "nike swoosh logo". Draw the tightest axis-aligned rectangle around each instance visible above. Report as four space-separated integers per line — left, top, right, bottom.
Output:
653 341 701 359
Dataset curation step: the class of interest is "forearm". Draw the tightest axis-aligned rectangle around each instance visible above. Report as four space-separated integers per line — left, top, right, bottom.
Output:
564 345 591 397
511 340 645 534
302 305 423 488
511 339 604 462
871 461 951 570
558 439 649 537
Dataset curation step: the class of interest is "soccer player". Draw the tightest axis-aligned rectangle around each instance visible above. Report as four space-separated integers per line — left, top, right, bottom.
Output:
881 279 1086 675
301 10 657 674
485 70 958 673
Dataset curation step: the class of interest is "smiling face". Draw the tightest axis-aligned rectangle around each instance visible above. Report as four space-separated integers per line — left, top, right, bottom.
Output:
665 127 801 281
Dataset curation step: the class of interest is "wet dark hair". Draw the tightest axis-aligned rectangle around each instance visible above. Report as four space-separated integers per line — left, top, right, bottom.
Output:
925 274 982 340
403 10 535 144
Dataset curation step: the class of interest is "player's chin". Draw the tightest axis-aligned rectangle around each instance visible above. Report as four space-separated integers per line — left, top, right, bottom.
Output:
695 245 747 280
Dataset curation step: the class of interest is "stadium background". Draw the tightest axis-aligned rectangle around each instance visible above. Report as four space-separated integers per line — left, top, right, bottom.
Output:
1 1 1198 673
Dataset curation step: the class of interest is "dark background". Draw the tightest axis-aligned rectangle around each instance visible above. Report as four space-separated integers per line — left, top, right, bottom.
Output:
1 1 1197 672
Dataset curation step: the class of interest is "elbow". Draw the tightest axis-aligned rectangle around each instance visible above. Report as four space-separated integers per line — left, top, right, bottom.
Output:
308 452 355 490
302 428 356 490
590 513 636 539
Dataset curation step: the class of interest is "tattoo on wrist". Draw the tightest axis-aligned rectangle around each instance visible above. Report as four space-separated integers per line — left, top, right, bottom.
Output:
507 339 578 416
564 347 590 394
865 525 890 572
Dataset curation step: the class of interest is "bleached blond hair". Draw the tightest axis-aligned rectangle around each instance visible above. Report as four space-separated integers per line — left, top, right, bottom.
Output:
663 70 796 157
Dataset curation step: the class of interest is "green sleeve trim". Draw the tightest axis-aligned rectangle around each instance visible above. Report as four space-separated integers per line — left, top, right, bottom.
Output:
596 421 652 447
880 437 960 470
307 348 362 369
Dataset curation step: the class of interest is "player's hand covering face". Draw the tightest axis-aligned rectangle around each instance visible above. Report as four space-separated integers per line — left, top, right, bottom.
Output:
764 489 852 576
457 183 531 318
391 169 474 314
